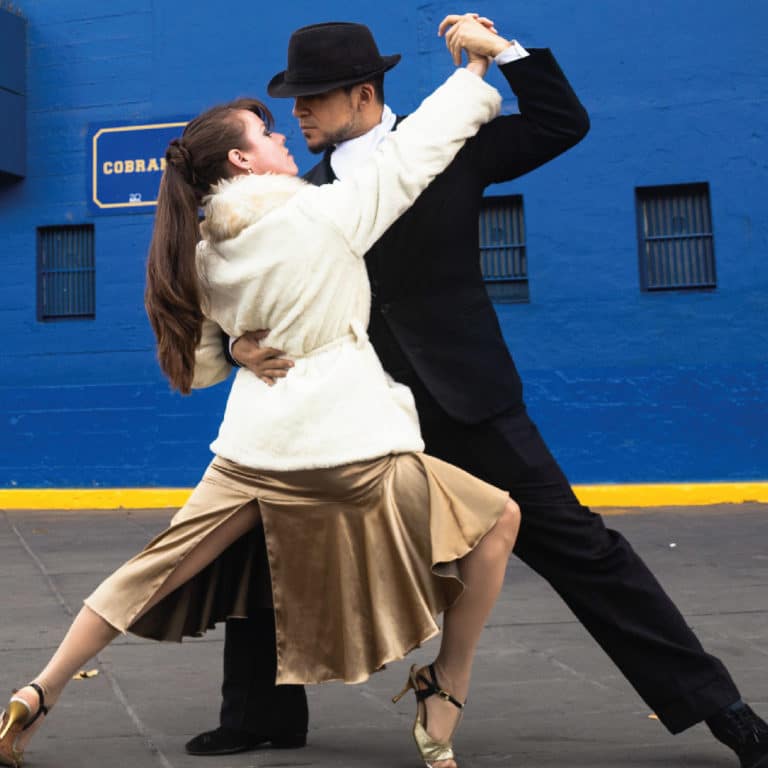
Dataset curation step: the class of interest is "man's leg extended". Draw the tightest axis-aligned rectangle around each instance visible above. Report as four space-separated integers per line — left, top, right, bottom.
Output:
420 404 740 733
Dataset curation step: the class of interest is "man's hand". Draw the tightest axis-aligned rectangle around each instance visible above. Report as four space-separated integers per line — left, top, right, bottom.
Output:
231 330 294 387
438 13 511 76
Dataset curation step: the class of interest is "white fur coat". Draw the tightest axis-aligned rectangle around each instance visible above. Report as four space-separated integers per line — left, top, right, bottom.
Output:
192 68 501 470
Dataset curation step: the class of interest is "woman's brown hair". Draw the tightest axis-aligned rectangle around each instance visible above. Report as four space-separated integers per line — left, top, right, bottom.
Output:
145 98 273 394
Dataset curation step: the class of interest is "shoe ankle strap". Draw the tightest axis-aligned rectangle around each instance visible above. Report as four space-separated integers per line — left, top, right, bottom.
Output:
415 664 465 710
22 683 49 731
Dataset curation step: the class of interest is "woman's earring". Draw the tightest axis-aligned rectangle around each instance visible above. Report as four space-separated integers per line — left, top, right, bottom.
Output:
247 167 254 175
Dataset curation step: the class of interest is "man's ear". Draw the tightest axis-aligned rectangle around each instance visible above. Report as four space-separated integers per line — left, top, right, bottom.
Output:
356 82 376 107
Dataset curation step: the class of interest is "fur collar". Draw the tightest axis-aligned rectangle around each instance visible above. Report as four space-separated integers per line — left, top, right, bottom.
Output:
201 173 308 242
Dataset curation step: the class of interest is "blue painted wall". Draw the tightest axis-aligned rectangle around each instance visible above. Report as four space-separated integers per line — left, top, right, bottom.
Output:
0 1 766 488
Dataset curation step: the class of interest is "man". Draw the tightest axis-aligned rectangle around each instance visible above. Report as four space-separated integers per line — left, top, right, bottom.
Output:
186 16 768 768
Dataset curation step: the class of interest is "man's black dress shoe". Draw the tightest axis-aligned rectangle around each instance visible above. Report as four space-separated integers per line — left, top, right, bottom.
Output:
707 701 768 768
185 725 307 756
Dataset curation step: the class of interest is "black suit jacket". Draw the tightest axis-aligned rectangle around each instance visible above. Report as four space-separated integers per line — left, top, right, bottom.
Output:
307 49 589 424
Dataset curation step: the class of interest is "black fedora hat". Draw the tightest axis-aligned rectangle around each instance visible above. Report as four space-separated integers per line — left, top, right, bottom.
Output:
268 22 401 98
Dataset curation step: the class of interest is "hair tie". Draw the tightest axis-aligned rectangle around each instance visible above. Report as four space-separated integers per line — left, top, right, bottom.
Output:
166 138 198 186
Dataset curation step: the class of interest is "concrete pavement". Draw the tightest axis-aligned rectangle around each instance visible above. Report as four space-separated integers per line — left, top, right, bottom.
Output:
0 503 766 768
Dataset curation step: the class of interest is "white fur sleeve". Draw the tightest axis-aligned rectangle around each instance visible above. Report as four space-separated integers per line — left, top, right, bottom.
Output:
191 317 233 389
298 68 501 257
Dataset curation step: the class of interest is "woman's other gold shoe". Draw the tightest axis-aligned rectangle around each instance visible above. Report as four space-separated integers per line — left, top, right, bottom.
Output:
0 683 49 768
392 663 465 768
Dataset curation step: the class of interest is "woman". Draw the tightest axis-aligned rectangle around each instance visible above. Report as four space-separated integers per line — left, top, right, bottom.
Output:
0 16 519 768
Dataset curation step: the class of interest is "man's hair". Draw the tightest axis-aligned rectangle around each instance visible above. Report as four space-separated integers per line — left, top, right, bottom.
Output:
343 74 385 104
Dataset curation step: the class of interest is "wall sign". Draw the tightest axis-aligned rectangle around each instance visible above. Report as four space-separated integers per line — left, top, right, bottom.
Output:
88 119 188 215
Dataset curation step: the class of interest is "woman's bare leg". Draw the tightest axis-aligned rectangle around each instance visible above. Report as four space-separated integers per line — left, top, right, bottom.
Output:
8 502 262 752
419 499 521 768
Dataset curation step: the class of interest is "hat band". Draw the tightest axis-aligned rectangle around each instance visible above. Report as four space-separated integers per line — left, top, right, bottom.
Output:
284 62 386 85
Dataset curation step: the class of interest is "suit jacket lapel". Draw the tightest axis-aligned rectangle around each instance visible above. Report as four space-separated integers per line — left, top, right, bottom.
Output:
303 150 335 187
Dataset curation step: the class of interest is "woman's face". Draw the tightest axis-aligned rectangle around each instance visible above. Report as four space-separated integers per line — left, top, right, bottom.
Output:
234 109 298 176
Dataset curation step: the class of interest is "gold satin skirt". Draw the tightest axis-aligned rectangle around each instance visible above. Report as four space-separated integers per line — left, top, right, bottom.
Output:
85 452 509 685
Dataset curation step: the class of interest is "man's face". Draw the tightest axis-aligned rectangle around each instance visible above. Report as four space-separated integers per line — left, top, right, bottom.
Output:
292 87 363 154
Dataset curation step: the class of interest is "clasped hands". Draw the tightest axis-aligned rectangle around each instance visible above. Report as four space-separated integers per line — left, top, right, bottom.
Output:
439 12 511 77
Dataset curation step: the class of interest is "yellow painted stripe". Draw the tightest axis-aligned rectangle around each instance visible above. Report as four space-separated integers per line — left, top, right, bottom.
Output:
0 483 766 511
574 482 768 509
0 488 192 510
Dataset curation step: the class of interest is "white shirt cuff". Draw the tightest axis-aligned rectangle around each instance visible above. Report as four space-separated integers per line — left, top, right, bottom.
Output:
228 335 240 364
494 41 530 66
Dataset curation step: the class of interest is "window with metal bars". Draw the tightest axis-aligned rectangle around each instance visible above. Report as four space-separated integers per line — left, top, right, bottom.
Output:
37 225 95 320
478 195 528 303
636 183 716 291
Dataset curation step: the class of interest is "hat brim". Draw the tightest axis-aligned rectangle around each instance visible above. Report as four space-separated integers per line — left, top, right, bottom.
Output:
267 54 400 98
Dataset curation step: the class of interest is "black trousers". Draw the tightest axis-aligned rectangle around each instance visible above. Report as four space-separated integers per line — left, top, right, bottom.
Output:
218 527 308 734
220 369 739 736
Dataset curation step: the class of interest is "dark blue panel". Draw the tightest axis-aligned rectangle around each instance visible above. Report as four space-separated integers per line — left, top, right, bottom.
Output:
0 9 25 95
0 91 25 178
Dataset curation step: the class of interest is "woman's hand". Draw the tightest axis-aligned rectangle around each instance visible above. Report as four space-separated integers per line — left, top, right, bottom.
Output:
438 13 511 78
231 330 294 386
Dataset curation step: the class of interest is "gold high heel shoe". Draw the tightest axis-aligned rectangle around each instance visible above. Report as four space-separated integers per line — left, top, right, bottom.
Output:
0 683 49 768
392 663 465 767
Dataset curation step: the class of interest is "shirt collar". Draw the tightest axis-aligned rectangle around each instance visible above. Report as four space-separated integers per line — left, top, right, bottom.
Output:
329 104 396 180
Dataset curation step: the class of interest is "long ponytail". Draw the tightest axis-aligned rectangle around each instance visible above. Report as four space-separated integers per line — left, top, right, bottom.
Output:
145 98 273 394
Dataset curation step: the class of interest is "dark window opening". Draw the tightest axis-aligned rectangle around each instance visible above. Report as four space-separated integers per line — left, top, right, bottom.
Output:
479 194 529 303
636 183 716 291
37 225 95 320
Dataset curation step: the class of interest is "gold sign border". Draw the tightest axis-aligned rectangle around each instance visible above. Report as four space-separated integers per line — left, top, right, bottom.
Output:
91 121 188 209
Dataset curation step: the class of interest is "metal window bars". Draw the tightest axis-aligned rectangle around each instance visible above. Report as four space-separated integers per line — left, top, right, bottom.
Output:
37 225 95 319
636 183 716 291
478 195 529 303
